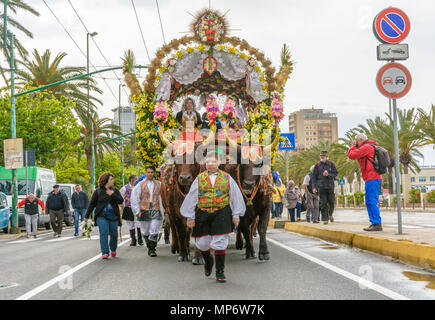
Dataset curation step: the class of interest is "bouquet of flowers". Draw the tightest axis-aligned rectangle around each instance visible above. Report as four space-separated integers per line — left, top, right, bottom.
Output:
80 220 94 239
206 95 220 126
271 94 284 125
222 97 236 126
153 99 169 125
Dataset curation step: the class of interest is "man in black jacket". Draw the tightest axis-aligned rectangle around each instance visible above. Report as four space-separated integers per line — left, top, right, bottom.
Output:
71 184 89 236
312 151 338 225
45 185 70 237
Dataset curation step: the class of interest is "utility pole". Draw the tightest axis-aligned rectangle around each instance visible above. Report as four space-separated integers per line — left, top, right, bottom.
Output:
87 31 97 189
119 83 125 186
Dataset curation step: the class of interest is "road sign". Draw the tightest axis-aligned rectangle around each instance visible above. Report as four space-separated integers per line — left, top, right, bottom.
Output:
376 62 412 99
377 43 409 61
3 138 23 169
279 133 295 150
339 179 345 186
373 7 410 44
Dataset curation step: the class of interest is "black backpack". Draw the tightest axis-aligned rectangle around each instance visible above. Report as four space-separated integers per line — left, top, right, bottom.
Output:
365 144 391 175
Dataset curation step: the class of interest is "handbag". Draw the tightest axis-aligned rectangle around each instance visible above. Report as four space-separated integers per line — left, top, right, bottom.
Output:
300 194 307 212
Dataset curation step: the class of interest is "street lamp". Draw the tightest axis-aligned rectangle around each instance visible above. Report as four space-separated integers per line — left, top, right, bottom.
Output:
87 32 97 189
119 83 126 186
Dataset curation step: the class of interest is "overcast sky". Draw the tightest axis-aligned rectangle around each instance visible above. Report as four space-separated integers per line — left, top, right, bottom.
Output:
4 0 435 164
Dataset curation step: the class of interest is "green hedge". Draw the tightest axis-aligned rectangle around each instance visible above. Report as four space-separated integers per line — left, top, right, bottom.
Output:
427 190 435 203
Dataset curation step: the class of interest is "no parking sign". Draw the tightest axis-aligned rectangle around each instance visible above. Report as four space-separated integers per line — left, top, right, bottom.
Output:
373 7 410 44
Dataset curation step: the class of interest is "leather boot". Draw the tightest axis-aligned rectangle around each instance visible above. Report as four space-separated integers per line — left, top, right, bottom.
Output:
137 228 144 246
148 240 157 257
201 251 214 277
215 251 226 283
129 229 137 246
144 235 150 249
164 226 170 244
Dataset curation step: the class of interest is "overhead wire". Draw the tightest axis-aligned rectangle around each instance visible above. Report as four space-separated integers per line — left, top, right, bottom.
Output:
67 0 130 101
131 0 151 63
42 0 119 104
155 0 166 45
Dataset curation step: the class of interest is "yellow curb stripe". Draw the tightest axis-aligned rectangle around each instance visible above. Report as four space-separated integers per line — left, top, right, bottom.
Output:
273 222 435 270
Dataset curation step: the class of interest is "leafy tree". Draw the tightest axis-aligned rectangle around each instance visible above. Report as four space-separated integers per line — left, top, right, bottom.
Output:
0 0 40 87
74 109 122 182
0 90 80 166
54 156 92 195
95 152 141 189
418 105 435 148
14 49 102 114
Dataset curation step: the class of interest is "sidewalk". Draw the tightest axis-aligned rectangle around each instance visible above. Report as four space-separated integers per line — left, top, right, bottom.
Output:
269 209 435 270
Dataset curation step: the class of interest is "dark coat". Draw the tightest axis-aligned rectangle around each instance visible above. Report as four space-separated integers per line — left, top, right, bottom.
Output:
71 191 89 209
312 160 338 190
45 191 69 214
175 111 202 128
85 187 124 226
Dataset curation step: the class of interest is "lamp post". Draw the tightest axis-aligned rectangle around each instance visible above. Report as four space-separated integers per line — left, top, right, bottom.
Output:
87 31 97 189
119 83 125 186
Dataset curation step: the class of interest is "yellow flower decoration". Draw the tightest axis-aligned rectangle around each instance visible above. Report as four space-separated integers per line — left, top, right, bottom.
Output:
254 65 262 73
239 52 247 59
229 47 237 54
198 45 206 51
259 75 265 82
155 75 161 81
176 51 183 58
219 45 226 51
158 67 166 73
186 47 194 53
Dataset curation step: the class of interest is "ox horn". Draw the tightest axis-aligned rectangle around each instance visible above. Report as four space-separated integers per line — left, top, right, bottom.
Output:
264 128 281 155
202 124 217 147
158 125 172 147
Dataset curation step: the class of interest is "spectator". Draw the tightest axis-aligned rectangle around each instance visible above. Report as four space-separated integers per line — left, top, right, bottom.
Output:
283 181 299 222
302 165 320 223
85 173 124 259
312 151 338 224
45 185 69 237
295 186 303 221
271 179 286 219
348 133 383 231
71 184 89 237
17 193 45 238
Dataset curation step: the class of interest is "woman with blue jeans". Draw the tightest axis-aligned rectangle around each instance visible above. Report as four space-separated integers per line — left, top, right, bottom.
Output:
85 173 124 259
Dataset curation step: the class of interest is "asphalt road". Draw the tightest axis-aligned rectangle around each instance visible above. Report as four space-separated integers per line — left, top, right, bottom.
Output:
1 225 435 300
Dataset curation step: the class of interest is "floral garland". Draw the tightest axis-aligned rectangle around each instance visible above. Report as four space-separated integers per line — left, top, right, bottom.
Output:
134 93 178 170
270 94 284 125
153 99 169 125
205 95 220 126
192 10 227 44
222 96 236 126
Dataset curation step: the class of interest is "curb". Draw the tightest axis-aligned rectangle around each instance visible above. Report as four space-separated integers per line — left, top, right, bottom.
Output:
268 219 435 270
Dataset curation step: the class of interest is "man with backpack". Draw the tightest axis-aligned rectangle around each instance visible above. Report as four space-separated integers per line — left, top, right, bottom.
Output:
348 133 386 231
302 165 320 223
312 151 338 224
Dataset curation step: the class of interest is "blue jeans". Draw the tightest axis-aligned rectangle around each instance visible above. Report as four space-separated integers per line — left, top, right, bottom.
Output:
97 217 118 255
365 179 382 225
273 202 283 218
296 202 301 218
74 209 86 235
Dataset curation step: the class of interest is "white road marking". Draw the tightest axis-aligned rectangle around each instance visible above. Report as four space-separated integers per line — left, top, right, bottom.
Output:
384 224 423 229
267 238 410 300
45 236 75 242
15 238 132 300
8 238 40 244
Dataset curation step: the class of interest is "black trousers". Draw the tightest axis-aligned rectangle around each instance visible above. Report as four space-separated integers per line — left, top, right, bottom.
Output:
319 189 335 221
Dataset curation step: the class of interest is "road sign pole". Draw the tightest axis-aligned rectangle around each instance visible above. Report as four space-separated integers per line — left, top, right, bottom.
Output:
285 150 288 185
392 98 403 235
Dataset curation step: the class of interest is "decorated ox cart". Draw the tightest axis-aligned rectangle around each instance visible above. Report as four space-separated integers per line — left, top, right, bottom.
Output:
122 8 293 262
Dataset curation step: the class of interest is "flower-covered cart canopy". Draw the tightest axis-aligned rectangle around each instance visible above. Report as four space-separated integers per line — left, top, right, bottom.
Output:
122 9 293 169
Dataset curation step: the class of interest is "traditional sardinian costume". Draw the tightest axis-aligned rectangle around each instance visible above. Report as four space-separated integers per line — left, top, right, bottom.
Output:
120 183 143 246
131 179 164 257
180 170 246 282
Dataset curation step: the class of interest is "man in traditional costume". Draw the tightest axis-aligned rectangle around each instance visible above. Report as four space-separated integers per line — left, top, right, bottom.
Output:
131 166 164 257
180 152 246 283
120 175 143 246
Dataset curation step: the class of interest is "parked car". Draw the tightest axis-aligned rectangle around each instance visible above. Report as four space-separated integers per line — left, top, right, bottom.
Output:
58 184 76 227
0 192 11 233
0 166 54 230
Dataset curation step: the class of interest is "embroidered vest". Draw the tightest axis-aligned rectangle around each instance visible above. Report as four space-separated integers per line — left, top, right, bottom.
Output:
139 180 161 211
124 184 133 207
198 170 230 211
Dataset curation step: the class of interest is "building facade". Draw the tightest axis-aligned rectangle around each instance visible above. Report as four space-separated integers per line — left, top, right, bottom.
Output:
409 166 435 192
288 107 338 151
112 106 136 135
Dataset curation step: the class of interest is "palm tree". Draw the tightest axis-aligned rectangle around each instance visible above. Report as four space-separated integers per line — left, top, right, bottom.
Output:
332 129 362 185
75 110 122 181
14 49 102 114
418 105 435 148
0 0 40 87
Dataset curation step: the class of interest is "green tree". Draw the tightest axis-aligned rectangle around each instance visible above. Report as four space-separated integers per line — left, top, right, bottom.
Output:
14 49 102 114
95 152 141 189
418 105 435 148
0 90 80 166
54 156 92 195
74 109 122 182
0 0 40 87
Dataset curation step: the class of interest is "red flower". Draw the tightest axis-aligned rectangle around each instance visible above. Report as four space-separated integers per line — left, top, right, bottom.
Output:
175 82 180 89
